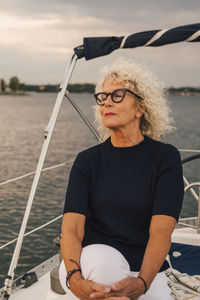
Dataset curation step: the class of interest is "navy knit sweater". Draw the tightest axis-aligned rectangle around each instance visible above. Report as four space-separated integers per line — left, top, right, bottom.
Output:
63 135 184 272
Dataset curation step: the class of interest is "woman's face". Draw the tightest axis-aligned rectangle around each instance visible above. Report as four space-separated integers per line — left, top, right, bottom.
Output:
99 81 143 131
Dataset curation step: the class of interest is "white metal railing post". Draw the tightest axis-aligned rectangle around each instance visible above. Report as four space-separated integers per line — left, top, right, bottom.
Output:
184 183 200 233
183 176 199 202
2 53 78 299
198 187 200 233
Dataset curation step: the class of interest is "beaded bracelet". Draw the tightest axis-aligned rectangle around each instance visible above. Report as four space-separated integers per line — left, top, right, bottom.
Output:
66 259 82 289
66 268 81 289
137 276 148 294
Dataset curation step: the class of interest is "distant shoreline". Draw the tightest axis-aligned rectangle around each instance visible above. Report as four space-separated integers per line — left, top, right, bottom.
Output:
1 85 200 96
0 91 28 96
1 91 200 96
168 87 200 96
2 76 200 96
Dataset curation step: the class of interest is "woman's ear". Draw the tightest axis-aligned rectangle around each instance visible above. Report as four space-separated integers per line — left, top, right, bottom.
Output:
136 101 146 119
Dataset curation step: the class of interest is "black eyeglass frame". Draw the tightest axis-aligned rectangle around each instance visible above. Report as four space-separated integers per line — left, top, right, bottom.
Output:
94 88 143 106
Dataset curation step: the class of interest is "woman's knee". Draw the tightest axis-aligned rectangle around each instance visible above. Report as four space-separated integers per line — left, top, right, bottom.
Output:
80 244 130 285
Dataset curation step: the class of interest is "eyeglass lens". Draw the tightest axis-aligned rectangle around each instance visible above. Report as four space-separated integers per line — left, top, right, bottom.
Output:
97 89 125 105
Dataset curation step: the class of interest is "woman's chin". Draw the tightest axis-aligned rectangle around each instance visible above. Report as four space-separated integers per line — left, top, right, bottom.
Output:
104 124 119 130
103 121 121 129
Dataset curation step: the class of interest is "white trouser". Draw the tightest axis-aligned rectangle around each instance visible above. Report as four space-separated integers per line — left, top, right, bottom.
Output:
59 244 173 300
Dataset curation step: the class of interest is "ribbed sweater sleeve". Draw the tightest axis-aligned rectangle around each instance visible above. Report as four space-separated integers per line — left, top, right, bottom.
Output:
63 152 90 216
152 145 184 221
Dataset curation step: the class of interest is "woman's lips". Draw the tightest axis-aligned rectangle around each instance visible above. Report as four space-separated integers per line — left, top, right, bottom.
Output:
105 112 116 116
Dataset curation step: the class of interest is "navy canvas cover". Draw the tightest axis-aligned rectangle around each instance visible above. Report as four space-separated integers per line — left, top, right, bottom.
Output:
169 242 200 275
74 23 200 60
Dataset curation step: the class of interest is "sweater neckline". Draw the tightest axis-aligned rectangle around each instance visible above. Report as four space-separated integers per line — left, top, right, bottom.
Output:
105 135 148 151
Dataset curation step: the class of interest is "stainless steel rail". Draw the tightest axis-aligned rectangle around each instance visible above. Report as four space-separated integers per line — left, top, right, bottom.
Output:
65 91 102 142
1 182 199 251
1 53 78 300
179 149 200 153
1 154 199 202
0 161 74 186
0 215 62 250
184 182 200 233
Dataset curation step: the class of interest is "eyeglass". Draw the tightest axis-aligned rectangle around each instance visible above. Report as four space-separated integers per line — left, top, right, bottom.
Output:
94 88 143 106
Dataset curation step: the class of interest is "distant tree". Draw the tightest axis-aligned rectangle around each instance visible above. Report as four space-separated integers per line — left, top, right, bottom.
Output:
19 83 26 91
68 83 95 93
9 76 20 91
43 84 59 92
24 83 95 93
1 79 6 92
25 84 39 92
83 83 95 93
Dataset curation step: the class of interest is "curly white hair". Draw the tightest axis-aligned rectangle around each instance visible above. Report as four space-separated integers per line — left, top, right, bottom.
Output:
93 58 174 141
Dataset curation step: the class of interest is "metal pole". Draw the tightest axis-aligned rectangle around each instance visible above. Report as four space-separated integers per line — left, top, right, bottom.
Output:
198 187 200 234
2 53 78 299
65 91 102 142
183 175 199 202
184 182 200 234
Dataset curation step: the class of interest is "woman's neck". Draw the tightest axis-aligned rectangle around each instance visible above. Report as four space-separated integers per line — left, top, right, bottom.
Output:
110 130 144 148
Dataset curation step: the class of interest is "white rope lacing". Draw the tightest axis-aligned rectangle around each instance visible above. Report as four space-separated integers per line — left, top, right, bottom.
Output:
120 27 200 49
120 35 129 49
185 29 200 41
144 29 168 46
119 29 169 48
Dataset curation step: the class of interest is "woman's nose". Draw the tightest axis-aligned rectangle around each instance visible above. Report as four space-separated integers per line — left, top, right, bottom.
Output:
104 94 113 107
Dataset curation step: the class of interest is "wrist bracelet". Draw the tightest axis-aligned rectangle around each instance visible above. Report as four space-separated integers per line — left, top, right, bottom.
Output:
66 259 82 289
137 276 148 294
66 268 81 289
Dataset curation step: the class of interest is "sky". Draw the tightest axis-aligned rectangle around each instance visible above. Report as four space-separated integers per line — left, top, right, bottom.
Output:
0 0 200 87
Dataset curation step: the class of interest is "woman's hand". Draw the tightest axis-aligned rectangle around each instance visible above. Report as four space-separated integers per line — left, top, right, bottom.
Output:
70 277 129 300
89 276 145 300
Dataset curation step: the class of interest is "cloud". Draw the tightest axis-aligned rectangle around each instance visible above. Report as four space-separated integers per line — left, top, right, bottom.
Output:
0 9 118 55
0 0 199 85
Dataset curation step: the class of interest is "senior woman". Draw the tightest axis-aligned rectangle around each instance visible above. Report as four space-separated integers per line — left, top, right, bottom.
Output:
59 59 184 300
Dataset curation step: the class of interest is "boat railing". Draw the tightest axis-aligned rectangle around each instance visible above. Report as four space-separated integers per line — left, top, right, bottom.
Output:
0 215 62 250
181 182 200 233
0 149 199 191
0 153 199 251
0 160 74 186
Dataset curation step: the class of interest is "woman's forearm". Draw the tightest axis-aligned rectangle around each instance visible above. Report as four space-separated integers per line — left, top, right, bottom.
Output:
138 215 176 290
138 230 171 289
61 230 83 281
60 213 85 283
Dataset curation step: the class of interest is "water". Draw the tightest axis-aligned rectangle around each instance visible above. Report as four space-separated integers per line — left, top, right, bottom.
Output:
0 92 199 286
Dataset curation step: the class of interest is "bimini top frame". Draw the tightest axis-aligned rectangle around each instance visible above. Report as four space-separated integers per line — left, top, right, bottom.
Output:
1 22 200 300
74 23 200 60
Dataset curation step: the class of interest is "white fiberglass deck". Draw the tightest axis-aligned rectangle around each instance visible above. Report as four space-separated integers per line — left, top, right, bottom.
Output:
10 271 66 300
